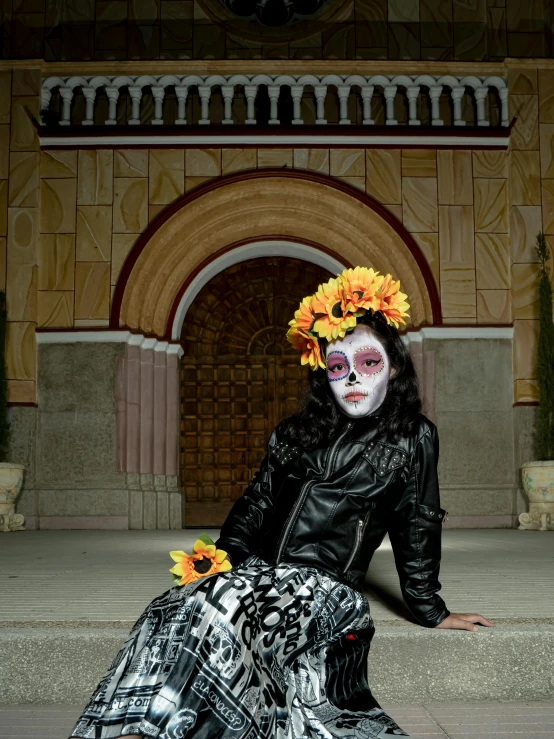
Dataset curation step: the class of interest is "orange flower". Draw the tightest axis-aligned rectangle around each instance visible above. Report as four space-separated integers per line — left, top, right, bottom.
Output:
169 538 232 586
289 295 316 333
311 278 356 341
286 326 326 370
339 266 383 314
374 273 411 328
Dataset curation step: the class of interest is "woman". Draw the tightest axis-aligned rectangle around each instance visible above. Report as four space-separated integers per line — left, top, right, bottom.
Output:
69 266 493 739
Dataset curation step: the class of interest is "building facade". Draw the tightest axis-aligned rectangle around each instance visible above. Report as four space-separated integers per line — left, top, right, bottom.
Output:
3 2 554 530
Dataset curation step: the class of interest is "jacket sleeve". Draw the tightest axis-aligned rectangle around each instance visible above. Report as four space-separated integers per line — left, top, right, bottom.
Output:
387 423 450 628
214 429 279 568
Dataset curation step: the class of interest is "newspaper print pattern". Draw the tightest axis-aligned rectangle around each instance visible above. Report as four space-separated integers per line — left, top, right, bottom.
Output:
69 554 410 739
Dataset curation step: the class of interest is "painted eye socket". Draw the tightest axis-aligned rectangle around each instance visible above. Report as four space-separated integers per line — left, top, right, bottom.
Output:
354 347 384 377
326 351 350 381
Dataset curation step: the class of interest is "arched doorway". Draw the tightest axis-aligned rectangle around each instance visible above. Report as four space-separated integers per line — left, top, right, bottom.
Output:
180 256 332 527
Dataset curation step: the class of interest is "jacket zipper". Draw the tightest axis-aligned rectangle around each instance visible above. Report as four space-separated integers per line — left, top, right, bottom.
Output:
342 506 373 574
274 421 352 564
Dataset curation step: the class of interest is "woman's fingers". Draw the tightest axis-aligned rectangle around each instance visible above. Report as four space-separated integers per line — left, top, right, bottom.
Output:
458 613 495 627
435 613 495 630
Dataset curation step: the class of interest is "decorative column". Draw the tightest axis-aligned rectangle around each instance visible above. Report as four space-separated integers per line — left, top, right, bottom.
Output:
406 85 420 125
221 84 234 124
361 86 374 125
384 85 398 125
115 337 183 530
175 85 188 124
474 85 489 126
314 85 327 124
128 85 142 125
105 85 119 125
151 85 165 125
58 86 72 126
244 84 257 124
451 86 466 126
337 85 350 124
429 85 443 126
81 86 96 125
198 85 212 124
268 85 280 124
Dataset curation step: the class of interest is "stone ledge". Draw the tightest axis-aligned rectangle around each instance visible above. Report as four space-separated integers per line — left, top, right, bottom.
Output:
1 623 552 704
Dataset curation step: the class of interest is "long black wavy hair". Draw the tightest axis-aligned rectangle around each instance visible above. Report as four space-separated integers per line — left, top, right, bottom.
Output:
278 309 422 449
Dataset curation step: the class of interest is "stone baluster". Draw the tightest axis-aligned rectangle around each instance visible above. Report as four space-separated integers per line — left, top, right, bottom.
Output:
244 84 257 124
290 84 304 125
314 84 327 124
81 87 96 125
268 84 280 124
499 87 509 127
221 84 234 124
474 85 489 126
40 88 52 125
451 85 466 126
128 85 143 125
151 85 165 125
406 85 420 125
337 85 351 124
105 85 119 125
198 85 212 124
175 86 188 124
384 85 398 125
361 85 374 124
59 86 73 126
429 85 443 126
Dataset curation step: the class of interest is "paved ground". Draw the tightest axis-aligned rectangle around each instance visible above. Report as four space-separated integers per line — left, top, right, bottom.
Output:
1 701 554 738
1 529 553 624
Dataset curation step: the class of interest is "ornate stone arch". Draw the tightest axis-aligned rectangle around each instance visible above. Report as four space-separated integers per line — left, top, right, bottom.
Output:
111 169 441 338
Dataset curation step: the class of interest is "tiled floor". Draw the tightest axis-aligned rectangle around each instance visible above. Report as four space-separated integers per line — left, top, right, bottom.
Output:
1 702 554 738
0 529 553 624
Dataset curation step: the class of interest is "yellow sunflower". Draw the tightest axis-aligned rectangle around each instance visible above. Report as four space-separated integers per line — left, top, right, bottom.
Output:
339 266 383 314
374 274 411 328
169 537 232 586
289 295 316 333
311 278 356 340
286 326 326 370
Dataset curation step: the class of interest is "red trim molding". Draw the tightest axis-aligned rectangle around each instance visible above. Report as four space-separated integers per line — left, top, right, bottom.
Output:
110 168 443 338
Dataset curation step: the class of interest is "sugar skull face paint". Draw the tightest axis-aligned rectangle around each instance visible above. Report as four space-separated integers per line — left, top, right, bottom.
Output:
326 351 350 382
325 323 394 418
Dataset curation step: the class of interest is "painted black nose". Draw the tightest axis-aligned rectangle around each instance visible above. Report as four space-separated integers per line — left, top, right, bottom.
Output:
348 372 357 382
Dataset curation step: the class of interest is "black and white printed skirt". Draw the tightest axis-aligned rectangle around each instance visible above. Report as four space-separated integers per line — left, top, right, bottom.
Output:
69 554 410 738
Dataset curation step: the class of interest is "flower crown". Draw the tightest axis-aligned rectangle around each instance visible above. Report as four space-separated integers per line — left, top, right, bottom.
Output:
286 266 410 371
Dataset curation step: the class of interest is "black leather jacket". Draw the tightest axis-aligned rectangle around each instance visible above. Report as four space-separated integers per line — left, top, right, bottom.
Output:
215 411 450 629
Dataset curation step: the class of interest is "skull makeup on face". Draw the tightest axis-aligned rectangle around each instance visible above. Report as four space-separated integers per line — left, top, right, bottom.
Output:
326 323 394 418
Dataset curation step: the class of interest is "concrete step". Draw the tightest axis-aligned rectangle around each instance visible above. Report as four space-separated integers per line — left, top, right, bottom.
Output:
1 530 553 707
2 620 553 705
2 701 554 739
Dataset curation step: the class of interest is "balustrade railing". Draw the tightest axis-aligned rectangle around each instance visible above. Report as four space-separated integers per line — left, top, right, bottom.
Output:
41 73 509 129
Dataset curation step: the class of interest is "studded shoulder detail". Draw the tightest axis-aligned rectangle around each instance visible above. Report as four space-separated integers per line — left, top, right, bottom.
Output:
363 440 409 476
271 441 302 465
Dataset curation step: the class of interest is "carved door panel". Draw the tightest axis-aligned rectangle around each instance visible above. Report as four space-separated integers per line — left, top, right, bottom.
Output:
180 257 332 527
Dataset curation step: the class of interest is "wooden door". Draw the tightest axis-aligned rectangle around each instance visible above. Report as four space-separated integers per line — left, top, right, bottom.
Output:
180 257 332 527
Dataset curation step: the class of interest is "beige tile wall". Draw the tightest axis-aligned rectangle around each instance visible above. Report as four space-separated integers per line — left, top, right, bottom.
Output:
5 67 41 405
5 63 554 406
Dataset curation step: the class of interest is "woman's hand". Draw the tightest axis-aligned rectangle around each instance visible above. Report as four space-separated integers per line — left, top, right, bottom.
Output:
435 612 495 631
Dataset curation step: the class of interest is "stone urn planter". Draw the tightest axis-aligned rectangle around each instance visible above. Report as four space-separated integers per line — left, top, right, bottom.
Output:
518 461 554 531
0 462 25 532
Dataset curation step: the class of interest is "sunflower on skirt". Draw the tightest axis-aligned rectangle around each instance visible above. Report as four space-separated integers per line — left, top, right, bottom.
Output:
169 533 232 586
